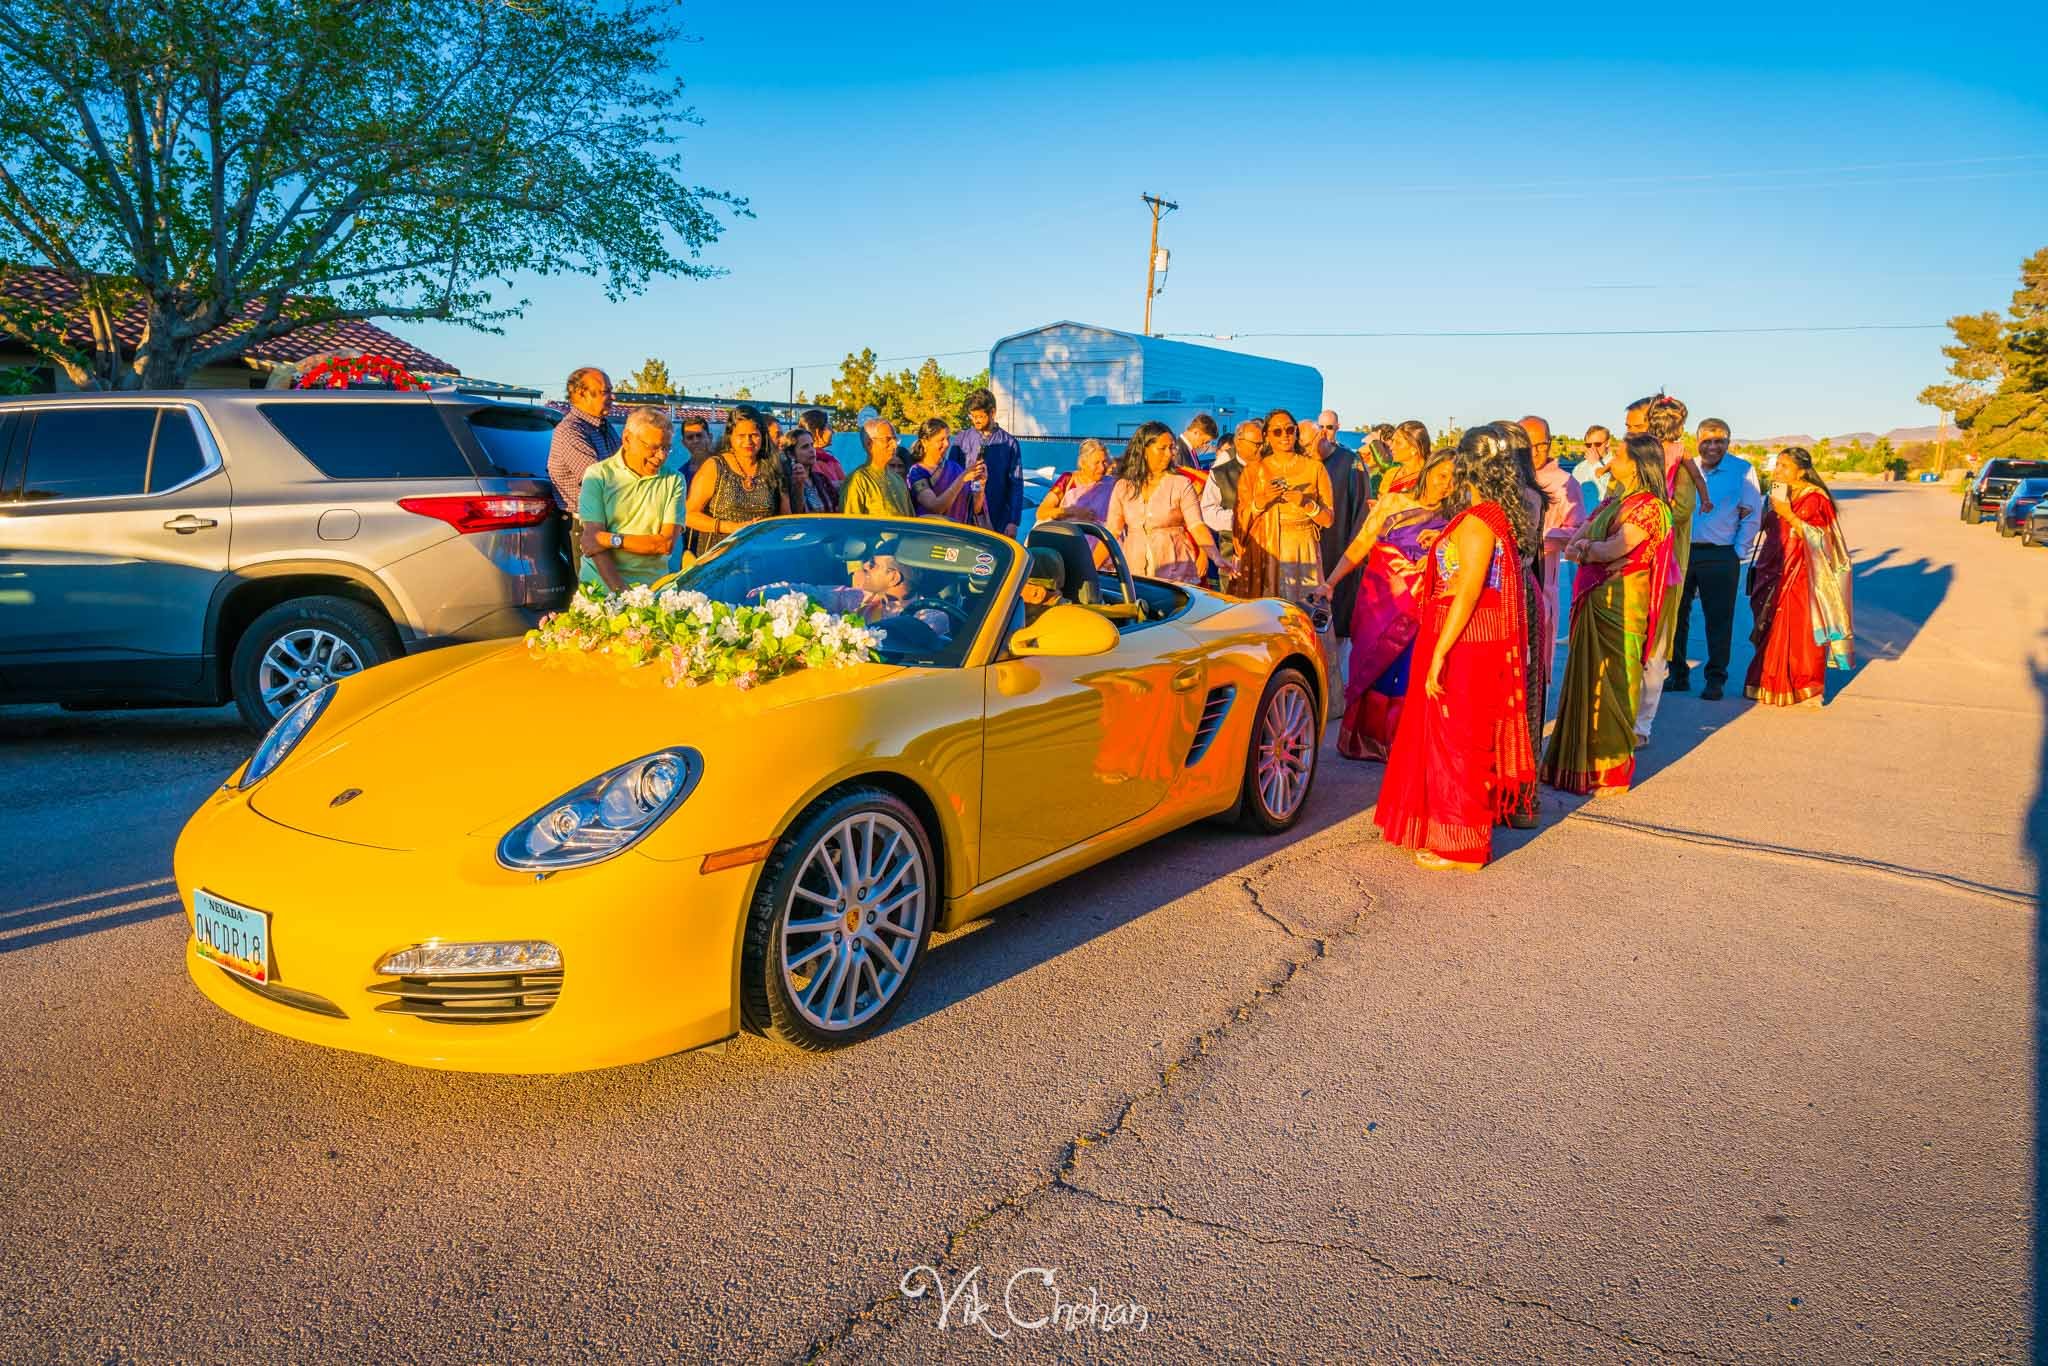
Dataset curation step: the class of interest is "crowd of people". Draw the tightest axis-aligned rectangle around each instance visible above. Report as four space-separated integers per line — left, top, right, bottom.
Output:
542 364 1858 874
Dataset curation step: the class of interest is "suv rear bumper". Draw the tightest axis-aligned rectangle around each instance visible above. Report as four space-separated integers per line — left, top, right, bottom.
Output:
406 603 555 652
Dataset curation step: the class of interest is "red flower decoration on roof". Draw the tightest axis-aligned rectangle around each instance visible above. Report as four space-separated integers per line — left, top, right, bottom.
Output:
292 354 427 391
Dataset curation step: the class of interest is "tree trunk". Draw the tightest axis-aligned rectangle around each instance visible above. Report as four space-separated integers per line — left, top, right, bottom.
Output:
133 304 198 389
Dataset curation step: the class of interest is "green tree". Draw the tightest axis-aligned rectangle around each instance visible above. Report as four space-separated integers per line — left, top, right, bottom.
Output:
0 1 742 389
624 358 674 395
824 350 988 429
1922 247 2048 462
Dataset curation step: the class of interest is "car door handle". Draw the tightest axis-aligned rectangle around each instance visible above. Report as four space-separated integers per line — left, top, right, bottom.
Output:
163 515 218 533
1171 665 1202 693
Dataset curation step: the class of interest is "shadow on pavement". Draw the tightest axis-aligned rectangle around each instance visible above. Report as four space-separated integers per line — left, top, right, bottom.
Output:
1838 545 1953 689
2028 637 2047 1358
0 881 182 954
889 753 1370 1032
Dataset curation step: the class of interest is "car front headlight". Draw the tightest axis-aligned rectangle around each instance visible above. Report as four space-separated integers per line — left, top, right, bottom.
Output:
235 686 334 789
497 749 701 871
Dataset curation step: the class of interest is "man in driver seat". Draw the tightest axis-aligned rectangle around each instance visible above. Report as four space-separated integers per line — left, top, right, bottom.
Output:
754 553 953 640
1020 545 1067 623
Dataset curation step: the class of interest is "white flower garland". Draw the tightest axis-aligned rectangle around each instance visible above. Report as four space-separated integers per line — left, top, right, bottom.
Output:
526 585 880 689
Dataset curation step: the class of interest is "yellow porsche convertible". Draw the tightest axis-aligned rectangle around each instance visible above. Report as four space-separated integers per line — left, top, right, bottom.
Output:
176 516 1325 1071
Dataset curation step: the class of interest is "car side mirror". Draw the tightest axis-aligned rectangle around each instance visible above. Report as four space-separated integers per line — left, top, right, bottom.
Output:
1006 604 1119 658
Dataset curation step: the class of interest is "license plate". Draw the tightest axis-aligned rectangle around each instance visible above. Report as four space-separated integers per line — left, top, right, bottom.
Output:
193 889 271 984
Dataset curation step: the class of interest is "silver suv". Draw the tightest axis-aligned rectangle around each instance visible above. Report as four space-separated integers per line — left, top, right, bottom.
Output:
0 389 571 730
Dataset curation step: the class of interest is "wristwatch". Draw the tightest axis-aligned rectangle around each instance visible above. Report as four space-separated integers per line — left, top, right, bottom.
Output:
607 532 625 550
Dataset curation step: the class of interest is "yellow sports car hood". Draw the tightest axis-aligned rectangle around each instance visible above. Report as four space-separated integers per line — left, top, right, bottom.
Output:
247 644 905 851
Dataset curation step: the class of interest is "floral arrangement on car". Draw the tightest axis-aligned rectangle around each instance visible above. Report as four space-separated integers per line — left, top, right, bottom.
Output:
526 584 880 690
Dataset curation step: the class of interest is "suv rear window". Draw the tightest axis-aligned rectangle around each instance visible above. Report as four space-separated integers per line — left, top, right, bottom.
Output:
19 407 157 500
259 401 474 480
465 406 557 477
1985 460 2048 480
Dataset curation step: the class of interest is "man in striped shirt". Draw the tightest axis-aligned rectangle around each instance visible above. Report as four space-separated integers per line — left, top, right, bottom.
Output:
547 367 620 576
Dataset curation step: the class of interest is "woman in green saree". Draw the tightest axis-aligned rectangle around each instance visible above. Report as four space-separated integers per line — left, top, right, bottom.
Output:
1542 434 1674 797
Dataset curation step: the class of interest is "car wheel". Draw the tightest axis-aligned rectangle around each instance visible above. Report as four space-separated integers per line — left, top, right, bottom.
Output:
740 785 936 1051
1999 517 2016 538
2024 525 2038 547
1237 666 1318 833
230 595 400 732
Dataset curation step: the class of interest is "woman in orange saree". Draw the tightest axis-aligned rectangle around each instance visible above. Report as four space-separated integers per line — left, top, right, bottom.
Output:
1746 447 1853 707
1541 435 1673 797
1374 447 1536 871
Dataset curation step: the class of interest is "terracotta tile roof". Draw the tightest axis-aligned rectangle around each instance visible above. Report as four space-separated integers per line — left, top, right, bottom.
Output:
0 265 457 374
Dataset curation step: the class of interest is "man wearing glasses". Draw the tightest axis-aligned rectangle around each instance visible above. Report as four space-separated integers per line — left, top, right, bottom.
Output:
1668 418 1762 701
548 366 620 578
1573 426 1613 517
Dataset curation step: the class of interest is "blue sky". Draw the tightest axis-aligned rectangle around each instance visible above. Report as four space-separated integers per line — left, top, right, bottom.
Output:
413 0 2048 441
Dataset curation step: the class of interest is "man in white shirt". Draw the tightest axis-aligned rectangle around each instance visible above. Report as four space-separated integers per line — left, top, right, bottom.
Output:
1200 419 1263 561
1669 418 1763 701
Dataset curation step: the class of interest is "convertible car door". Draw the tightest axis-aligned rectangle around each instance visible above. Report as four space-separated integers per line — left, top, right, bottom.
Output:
976 619 1205 883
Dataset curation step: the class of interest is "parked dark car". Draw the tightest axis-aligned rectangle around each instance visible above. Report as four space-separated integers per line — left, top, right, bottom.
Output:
1961 458 2048 524
1995 477 2048 538
0 390 572 730
2024 498 2048 547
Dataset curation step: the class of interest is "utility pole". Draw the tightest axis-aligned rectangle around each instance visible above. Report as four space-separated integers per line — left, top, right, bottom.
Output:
1141 193 1178 336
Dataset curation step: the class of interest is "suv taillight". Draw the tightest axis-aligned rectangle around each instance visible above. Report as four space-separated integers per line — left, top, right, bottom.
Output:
399 495 555 533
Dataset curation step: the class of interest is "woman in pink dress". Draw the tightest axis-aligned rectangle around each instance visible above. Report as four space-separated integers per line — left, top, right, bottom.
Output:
1037 437 1117 525
1106 422 1231 582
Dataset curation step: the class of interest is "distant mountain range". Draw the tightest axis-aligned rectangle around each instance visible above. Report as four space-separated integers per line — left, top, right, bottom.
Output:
1744 426 1948 448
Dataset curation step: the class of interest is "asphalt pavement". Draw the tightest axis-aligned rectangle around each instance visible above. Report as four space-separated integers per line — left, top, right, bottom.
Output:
0 482 2035 1362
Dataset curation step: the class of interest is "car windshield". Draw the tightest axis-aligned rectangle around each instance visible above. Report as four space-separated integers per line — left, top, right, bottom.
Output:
675 516 1014 668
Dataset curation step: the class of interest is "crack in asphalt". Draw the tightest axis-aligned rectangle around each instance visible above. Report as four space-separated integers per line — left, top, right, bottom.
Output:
795 832 1380 1364
1055 1184 1736 1365
1563 809 2033 907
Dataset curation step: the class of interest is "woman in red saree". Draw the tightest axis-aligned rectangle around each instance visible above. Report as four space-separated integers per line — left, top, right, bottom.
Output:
1542 435 1674 797
1323 449 1454 760
1746 447 1854 706
1374 446 1537 871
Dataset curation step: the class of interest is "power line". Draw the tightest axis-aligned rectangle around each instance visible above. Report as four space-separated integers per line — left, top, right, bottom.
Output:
1171 323 1949 341
1380 151 2048 197
671 347 987 382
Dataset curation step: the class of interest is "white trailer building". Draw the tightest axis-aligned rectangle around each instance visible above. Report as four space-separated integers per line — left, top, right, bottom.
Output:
987 321 1323 439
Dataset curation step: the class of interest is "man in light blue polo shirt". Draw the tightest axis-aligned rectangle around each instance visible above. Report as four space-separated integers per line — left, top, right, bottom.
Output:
578 408 685 593
1668 417 1764 701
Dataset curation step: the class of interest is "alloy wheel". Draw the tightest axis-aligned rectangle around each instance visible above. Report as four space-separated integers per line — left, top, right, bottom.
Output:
779 811 927 1033
1256 679 1315 820
257 627 365 719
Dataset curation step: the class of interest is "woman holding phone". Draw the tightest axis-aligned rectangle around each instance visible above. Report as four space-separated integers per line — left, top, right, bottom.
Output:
1230 407 1334 608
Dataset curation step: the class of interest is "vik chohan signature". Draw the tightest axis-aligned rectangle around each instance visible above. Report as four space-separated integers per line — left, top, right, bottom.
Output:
901 1264 1150 1338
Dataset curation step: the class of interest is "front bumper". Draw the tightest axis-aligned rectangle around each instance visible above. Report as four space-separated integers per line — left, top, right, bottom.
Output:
175 784 759 1073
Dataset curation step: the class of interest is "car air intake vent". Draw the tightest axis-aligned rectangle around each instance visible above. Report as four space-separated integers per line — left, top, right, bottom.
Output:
369 971 563 1024
1186 685 1238 765
227 971 349 1019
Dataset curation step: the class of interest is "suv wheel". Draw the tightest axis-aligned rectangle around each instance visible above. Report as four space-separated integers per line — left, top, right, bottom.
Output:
230 595 399 731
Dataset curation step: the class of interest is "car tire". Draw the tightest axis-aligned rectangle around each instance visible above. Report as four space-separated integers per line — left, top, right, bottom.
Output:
1999 517 2016 538
2024 525 2038 547
740 785 936 1051
1237 666 1319 834
230 595 400 732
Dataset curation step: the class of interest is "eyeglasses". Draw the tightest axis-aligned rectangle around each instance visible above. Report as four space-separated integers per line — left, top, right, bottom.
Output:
1269 424 1297 436
1585 440 1609 451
